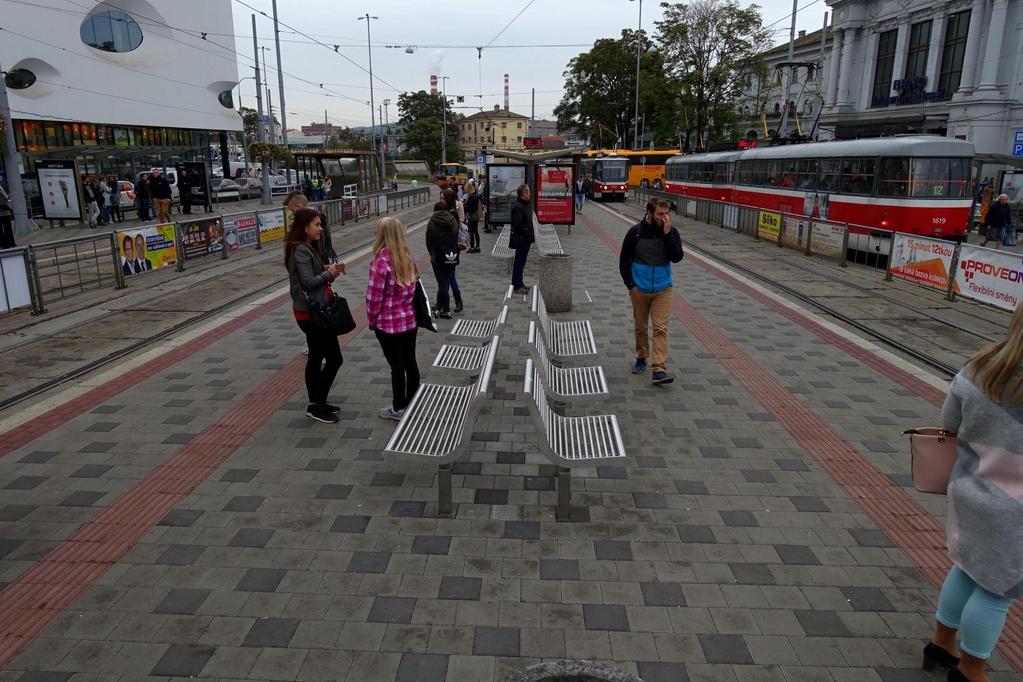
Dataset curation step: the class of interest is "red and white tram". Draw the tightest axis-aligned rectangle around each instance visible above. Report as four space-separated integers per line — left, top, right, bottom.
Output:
664 136 974 239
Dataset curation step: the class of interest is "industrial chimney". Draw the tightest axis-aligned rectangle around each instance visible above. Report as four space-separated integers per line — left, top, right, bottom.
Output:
504 74 509 111
430 75 438 95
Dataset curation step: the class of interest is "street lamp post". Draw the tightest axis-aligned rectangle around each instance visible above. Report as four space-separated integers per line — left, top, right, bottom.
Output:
630 0 642 150
382 98 391 166
359 13 384 190
440 76 450 165
236 76 255 175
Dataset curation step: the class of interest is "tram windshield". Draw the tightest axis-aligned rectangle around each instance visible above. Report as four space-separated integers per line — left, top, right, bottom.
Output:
597 159 629 182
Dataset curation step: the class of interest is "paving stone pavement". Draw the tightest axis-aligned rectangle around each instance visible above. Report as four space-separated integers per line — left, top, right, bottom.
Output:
0 205 1019 682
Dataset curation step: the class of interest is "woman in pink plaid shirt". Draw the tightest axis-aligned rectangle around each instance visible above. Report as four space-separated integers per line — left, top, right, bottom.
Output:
366 217 420 421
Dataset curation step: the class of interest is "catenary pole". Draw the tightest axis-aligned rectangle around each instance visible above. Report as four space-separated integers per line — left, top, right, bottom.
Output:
359 14 383 190
252 15 270 206
0 64 31 235
779 0 799 138
441 76 448 165
271 0 288 148
633 0 642 150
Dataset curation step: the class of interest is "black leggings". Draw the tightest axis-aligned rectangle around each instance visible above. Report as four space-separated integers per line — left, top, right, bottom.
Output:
375 328 420 411
297 318 343 405
467 217 480 249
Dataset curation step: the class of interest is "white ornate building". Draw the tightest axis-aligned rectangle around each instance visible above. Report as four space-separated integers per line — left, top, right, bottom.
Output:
821 0 1023 159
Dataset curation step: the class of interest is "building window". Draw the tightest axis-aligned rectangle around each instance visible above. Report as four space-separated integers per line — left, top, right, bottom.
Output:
904 20 932 81
218 91 234 109
871 29 898 107
517 122 522 129
4 68 36 90
81 9 143 52
938 10 970 98
501 136 507 143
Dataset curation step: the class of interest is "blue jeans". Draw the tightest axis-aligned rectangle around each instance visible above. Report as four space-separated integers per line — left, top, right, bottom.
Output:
512 243 531 290
575 193 584 211
936 565 1015 659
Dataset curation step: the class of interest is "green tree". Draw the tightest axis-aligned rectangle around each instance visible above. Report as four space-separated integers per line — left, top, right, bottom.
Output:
396 90 463 168
555 29 674 150
656 0 771 150
326 127 373 150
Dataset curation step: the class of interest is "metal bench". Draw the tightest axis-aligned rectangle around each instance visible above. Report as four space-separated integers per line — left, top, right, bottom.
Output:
491 225 514 258
528 321 607 399
531 286 596 357
534 215 565 256
523 358 626 520
433 335 499 372
451 304 508 339
384 336 500 516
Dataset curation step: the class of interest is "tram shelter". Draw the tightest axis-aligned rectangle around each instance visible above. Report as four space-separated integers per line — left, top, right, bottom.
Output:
484 149 577 231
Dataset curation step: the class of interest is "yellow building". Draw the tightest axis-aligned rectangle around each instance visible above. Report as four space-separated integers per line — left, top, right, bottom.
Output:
460 106 530 158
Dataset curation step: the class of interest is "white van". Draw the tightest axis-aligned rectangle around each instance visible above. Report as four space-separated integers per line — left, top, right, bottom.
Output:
134 168 180 202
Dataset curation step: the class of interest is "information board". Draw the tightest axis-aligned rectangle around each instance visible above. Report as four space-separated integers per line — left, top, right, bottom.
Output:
535 165 574 225
757 210 781 242
889 233 957 291
35 160 81 220
223 212 258 251
0 251 33 313
955 244 1023 311
809 221 846 259
486 164 526 227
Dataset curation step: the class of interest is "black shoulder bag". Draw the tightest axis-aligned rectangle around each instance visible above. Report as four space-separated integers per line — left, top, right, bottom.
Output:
294 246 356 335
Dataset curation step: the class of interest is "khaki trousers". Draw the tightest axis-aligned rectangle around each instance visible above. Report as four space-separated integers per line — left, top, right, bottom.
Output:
154 198 171 223
630 287 672 372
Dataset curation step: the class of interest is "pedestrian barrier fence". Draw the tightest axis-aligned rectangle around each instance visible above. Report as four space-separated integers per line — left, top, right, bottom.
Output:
0 186 434 317
634 187 1022 313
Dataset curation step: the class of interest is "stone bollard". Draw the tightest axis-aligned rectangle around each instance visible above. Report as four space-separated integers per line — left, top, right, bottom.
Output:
538 253 573 313
505 660 643 682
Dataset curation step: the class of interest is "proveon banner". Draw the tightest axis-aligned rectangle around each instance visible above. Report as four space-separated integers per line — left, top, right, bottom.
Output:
889 233 957 292
535 165 574 225
955 245 1023 311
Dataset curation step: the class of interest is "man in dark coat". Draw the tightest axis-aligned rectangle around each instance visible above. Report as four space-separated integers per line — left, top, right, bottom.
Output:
509 184 534 294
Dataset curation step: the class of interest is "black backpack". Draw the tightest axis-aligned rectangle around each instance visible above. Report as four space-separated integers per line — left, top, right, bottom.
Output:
436 227 460 266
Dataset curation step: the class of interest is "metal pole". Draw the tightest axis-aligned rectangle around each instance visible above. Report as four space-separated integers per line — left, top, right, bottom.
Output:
779 0 799 138
0 64 32 236
238 85 250 176
271 0 288 149
323 109 328 148
252 16 270 206
633 0 642 150
441 76 448 165
360 14 383 190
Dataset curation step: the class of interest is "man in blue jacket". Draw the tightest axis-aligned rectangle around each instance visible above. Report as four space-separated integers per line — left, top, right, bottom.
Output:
619 197 684 384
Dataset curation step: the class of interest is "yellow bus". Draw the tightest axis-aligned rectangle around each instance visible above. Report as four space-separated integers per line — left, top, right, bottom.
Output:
580 149 679 189
434 163 471 188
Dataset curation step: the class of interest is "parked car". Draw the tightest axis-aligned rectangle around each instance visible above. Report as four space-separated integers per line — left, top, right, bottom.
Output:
210 177 241 201
118 181 135 208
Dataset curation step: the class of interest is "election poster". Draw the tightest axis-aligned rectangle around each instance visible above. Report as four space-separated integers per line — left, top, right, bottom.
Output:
954 244 1023 311
757 210 781 242
535 165 574 225
258 209 286 243
180 218 224 260
486 164 526 227
223 212 258 251
782 216 810 249
116 224 176 275
810 221 846 259
36 160 81 220
889 233 957 292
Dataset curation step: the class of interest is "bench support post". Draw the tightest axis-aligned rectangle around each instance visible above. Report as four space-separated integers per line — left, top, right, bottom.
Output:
438 464 453 517
556 467 572 521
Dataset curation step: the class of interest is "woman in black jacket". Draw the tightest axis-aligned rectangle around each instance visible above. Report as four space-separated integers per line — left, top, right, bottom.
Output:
285 208 346 423
425 200 462 318
981 194 1012 249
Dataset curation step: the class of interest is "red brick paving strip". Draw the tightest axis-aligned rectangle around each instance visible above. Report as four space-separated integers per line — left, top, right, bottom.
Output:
585 215 1023 673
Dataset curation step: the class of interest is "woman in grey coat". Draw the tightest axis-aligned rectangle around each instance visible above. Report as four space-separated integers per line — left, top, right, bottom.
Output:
925 302 1023 681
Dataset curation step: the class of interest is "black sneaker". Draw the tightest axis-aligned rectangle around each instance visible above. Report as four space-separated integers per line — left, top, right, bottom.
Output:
306 404 339 423
438 310 452 319
325 402 341 413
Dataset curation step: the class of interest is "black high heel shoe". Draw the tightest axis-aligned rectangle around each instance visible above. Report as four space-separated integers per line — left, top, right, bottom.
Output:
947 668 969 681
923 642 960 671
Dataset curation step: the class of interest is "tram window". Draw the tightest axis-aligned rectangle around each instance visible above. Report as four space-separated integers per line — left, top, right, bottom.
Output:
819 159 842 191
878 158 910 196
778 159 798 188
839 158 875 195
947 158 969 198
751 160 768 186
736 161 752 185
714 162 730 183
767 161 783 186
911 158 967 197
796 159 818 190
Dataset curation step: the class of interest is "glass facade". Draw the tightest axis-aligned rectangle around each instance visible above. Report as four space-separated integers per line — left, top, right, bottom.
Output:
80 9 143 53
938 11 970 99
871 30 899 107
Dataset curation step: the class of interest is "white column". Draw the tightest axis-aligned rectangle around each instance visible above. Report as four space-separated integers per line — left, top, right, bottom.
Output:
836 27 857 105
826 29 844 106
860 31 879 108
925 15 947 88
977 0 1009 90
956 0 987 95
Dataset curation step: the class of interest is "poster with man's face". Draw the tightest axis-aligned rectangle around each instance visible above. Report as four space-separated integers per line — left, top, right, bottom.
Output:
117 225 176 274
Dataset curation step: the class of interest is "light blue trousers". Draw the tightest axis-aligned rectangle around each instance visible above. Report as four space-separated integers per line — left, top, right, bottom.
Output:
936 565 1015 659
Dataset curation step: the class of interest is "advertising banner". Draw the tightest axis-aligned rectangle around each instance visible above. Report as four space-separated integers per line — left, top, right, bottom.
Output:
258 210 285 243
810 221 846 259
0 251 33 314
723 204 739 231
685 199 697 218
757 210 781 242
35 160 81 220
890 233 957 291
535 165 574 225
223 212 258 251
955 245 1023 311
116 224 176 275
782 216 810 249
181 218 224 260
486 164 527 227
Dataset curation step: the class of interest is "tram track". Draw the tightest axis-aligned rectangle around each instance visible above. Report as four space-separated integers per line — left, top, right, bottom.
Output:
0 217 428 414
600 201 982 378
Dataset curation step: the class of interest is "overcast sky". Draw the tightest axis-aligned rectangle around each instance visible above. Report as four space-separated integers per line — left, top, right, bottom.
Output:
231 0 828 131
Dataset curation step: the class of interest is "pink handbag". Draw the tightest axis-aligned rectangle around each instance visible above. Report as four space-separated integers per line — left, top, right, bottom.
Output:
902 428 959 494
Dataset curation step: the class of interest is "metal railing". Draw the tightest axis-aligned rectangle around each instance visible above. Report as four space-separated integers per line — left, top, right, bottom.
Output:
632 187 1020 313
26 233 125 311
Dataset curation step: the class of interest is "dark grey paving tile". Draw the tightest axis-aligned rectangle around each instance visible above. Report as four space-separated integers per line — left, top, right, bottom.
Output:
222 496 264 512
524 476 555 491
412 535 451 555
220 468 258 483
0 505 34 521
640 582 686 607
720 510 759 528
0 538 23 560
79 442 115 453
677 525 716 544
634 456 667 468
229 528 275 548
794 610 850 637
632 492 669 509
842 587 896 612
439 576 482 601
728 563 775 585
236 568 287 592
637 662 690 682
297 437 327 449
150 644 215 677
396 653 448 682
15 673 73 682
454 461 485 473
159 509 204 527
675 480 709 495
473 627 520 656
850 529 895 548
389 501 426 518
593 541 633 561
540 559 580 581
776 459 810 472
316 484 353 500
163 414 195 426
154 588 211 615
474 489 509 505
790 496 829 512
741 470 776 483
59 490 105 507
774 544 821 566
504 521 540 540
330 515 371 533
698 633 754 664
157 544 206 566
305 458 339 472
4 476 47 490
368 597 417 624
70 464 112 478
17 451 58 464
348 551 391 573
583 604 629 632
596 466 628 480
371 472 405 486
242 617 300 647
495 453 524 465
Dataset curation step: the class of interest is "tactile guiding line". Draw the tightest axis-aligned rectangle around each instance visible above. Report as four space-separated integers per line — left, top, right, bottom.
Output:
584 215 1023 674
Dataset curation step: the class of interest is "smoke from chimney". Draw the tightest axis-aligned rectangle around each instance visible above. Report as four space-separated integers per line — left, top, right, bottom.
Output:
430 74 438 95
504 74 509 111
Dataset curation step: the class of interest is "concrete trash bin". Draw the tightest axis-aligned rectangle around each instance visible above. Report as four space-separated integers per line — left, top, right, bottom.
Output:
538 253 573 313
505 660 643 682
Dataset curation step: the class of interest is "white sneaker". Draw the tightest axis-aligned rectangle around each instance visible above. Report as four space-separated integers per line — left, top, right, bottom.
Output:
379 406 404 421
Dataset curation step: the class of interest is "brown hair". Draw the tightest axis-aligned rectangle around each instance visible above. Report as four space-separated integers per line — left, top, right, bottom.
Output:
646 198 670 214
283 208 322 266
968 303 1023 403
442 188 457 210
433 200 447 211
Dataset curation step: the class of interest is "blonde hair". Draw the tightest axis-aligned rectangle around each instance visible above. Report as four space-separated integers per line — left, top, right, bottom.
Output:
969 303 1023 403
372 217 416 286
